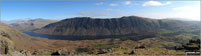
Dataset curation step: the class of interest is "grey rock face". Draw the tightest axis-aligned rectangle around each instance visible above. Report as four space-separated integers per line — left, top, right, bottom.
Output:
34 16 160 36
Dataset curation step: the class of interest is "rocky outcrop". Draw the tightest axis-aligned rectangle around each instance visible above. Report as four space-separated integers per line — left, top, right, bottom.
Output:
0 22 59 55
0 35 15 55
0 34 32 56
0 22 33 55
33 49 53 55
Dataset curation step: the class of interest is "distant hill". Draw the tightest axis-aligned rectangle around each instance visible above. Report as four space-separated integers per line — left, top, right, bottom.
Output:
165 18 200 21
34 16 200 36
10 19 57 32
158 19 200 29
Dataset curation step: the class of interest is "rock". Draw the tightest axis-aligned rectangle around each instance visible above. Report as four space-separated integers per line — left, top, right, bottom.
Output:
20 50 32 56
135 45 145 49
129 50 135 55
97 49 109 54
0 35 15 55
51 51 60 55
76 48 93 54
33 49 53 55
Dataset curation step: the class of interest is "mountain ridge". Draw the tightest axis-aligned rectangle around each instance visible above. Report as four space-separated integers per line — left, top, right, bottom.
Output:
34 16 200 36
34 16 160 36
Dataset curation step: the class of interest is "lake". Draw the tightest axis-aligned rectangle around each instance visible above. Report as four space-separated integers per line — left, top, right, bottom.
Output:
24 32 127 40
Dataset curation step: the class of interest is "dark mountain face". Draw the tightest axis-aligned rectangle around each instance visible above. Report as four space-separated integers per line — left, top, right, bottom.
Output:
34 16 200 36
34 16 160 36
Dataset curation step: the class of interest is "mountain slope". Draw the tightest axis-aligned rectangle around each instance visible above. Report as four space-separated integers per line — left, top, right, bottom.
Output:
34 16 200 36
10 19 57 32
34 16 160 36
1 21 199 55
0 22 59 54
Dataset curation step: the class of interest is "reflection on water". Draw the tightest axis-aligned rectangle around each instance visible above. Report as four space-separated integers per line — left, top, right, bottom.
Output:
24 32 132 40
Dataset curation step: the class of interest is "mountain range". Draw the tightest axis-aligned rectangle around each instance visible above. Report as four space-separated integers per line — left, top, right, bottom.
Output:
1 16 200 55
10 19 57 32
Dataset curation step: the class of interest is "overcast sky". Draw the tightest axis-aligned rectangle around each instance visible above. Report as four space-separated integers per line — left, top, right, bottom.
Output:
1 0 200 21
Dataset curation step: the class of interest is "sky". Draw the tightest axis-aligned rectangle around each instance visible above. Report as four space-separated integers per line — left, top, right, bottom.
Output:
1 0 200 21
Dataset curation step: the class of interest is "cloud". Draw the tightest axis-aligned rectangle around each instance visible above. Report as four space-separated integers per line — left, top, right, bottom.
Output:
77 9 124 18
104 8 113 11
78 10 110 17
143 1 171 6
134 12 172 19
171 5 200 20
124 1 131 5
134 5 200 21
173 6 197 11
109 3 118 6
166 2 171 5
96 2 104 6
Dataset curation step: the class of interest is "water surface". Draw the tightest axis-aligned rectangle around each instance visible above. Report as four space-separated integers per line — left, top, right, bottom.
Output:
24 32 124 40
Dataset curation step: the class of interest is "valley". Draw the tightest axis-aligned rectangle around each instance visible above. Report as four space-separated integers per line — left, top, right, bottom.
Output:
0 16 200 55
1 0 200 55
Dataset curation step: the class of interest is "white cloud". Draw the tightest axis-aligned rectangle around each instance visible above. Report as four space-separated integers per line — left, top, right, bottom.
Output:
104 9 113 11
124 1 131 5
143 1 171 6
134 13 171 19
166 2 171 5
134 5 200 21
173 6 196 11
78 9 124 18
171 6 200 21
78 10 110 17
109 3 118 6
96 2 104 6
